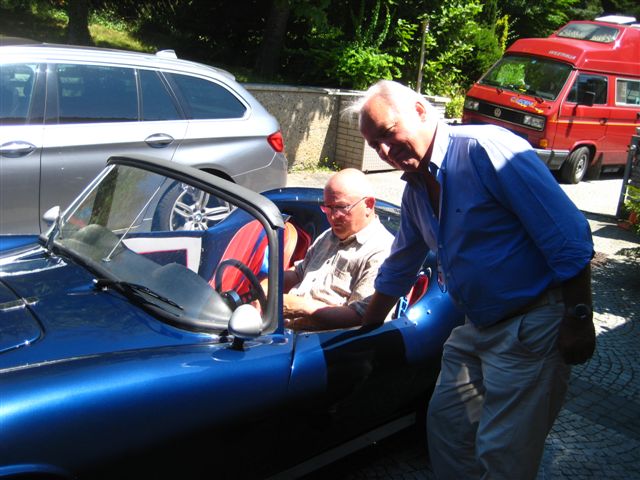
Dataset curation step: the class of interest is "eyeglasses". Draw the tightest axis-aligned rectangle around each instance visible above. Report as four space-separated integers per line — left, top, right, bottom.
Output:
320 197 367 216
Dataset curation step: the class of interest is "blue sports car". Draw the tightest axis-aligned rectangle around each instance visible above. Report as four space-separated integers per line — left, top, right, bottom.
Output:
0 156 463 479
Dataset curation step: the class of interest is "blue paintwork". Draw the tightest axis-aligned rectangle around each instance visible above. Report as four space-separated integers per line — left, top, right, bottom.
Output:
0 235 39 252
0 183 463 478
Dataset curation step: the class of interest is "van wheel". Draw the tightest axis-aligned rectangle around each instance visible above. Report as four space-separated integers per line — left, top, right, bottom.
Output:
152 182 230 231
560 146 591 184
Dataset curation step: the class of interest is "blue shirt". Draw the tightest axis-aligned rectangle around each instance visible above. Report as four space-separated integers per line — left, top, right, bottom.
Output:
375 123 594 327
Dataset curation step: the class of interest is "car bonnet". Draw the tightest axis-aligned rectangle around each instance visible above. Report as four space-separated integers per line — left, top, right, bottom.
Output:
0 244 212 370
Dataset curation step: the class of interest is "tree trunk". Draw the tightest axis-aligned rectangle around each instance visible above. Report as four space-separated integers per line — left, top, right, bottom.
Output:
66 0 92 46
255 0 291 78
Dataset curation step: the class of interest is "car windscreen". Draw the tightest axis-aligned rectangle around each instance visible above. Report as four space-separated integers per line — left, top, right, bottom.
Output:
50 163 273 333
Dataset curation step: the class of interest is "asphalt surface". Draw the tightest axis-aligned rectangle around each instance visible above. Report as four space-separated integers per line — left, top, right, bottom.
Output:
287 169 640 479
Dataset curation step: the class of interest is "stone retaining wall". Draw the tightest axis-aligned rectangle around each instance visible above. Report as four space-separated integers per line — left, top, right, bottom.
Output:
246 84 450 171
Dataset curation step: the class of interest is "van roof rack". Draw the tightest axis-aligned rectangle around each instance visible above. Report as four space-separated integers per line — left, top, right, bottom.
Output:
594 15 637 25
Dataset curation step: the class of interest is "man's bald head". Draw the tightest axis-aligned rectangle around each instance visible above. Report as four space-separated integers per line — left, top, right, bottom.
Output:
325 168 374 198
322 168 376 240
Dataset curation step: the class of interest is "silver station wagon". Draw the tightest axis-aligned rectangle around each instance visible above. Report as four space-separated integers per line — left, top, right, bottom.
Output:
0 43 288 234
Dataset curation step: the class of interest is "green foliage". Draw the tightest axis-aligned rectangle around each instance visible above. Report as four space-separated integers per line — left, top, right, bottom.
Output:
500 0 580 39
290 0 331 27
624 184 640 235
290 156 339 173
465 26 503 84
418 0 483 96
6 0 637 98
317 157 340 172
444 94 465 118
1 0 67 23
601 0 640 20
393 18 419 55
335 45 402 89
0 1 66 42
90 8 130 32
495 14 511 52
479 0 498 24
330 0 406 89
569 0 603 20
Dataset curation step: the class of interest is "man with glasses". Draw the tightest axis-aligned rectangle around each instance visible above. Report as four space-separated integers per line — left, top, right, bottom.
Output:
283 168 394 331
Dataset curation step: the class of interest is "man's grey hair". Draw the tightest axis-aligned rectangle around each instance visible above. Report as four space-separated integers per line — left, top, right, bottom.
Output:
342 80 438 121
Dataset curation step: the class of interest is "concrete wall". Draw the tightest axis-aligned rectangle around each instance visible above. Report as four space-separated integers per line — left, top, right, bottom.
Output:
246 84 449 171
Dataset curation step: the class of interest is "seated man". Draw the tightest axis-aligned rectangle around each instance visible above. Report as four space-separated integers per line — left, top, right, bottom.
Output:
284 168 394 331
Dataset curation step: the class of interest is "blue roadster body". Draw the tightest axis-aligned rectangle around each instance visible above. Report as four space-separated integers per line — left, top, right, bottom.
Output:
0 156 463 479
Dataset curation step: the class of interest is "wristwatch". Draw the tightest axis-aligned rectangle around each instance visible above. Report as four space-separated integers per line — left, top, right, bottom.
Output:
566 303 592 320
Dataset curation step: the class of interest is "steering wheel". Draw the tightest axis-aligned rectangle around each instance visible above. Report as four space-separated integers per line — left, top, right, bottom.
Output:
213 258 267 312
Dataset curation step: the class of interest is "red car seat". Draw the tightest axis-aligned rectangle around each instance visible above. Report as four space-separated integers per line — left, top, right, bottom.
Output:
210 219 310 296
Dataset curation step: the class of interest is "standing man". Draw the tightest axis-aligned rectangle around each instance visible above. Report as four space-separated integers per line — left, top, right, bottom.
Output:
283 168 394 331
350 80 595 479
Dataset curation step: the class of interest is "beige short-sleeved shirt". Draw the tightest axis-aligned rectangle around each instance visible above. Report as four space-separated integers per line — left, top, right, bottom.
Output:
289 217 394 316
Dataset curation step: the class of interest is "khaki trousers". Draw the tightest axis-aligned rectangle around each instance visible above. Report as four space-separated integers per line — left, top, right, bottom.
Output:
427 290 570 479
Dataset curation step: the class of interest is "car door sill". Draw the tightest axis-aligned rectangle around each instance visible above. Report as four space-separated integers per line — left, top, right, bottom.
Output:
268 412 417 479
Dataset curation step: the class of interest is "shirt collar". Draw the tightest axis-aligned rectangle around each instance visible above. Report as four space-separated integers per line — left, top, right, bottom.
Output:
401 121 449 184
336 216 382 246
429 121 449 169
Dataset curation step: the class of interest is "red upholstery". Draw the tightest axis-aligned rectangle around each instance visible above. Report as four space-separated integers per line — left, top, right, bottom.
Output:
407 273 429 306
285 220 311 268
209 220 267 294
394 272 430 319
210 219 311 294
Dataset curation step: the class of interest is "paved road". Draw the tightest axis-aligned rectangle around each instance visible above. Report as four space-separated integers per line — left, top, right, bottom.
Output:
288 170 640 479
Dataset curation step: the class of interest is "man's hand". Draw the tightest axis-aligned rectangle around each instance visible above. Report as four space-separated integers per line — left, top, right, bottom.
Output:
282 294 312 319
557 308 595 365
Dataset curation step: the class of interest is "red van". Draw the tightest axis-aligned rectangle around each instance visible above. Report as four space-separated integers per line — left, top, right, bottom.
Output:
462 16 640 183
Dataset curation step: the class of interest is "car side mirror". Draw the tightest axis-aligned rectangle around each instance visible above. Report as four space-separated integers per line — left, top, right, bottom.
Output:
228 304 262 350
579 90 596 107
42 206 61 226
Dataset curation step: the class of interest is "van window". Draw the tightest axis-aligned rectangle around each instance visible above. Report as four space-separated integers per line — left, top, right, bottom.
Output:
57 64 137 123
139 69 181 121
479 55 572 100
616 78 640 106
167 73 246 120
556 22 619 43
0 63 37 125
567 74 607 104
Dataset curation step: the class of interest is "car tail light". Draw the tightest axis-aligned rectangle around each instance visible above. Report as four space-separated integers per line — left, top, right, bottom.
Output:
268 131 285 153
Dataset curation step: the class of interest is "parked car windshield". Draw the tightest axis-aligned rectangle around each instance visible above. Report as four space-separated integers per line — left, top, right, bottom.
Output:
49 162 270 332
480 55 572 100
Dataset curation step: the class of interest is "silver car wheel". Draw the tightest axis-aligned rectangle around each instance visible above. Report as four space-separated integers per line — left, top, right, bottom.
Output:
170 186 230 231
154 183 231 231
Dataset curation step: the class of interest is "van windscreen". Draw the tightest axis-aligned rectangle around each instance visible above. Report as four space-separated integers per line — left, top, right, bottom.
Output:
479 55 572 101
